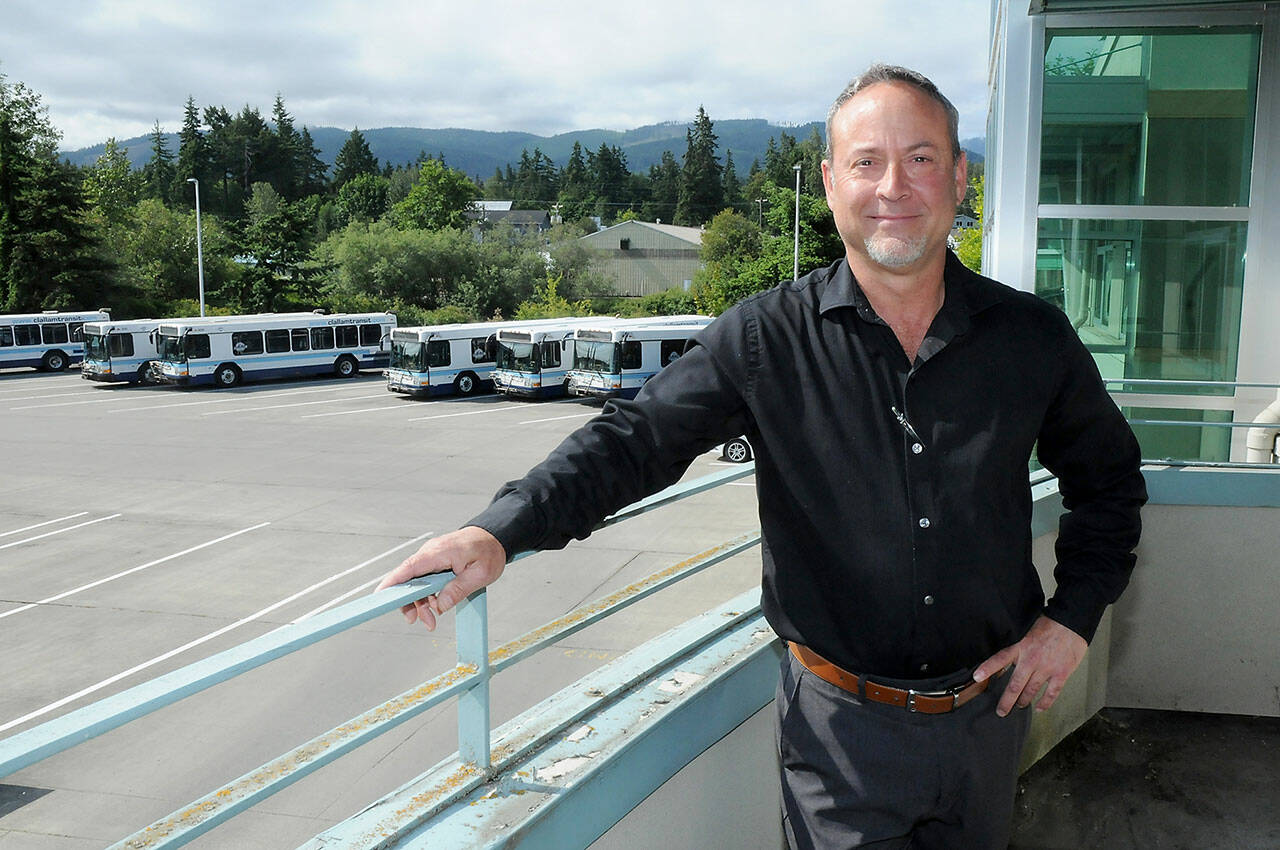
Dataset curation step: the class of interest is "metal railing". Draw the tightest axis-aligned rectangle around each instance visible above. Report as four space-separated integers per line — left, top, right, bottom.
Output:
0 463 759 849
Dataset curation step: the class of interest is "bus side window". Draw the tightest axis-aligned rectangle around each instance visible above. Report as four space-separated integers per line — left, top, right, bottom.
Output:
660 339 685 366
187 334 211 359
15 326 41 346
427 340 451 367
471 337 494 363
0 326 12 347
69 322 86 342
265 329 290 353
620 341 642 370
108 333 134 358
540 341 561 369
311 327 335 350
42 323 70 345
291 328 310 351
232 331 264 355
336 326 358 348
359 324 381 346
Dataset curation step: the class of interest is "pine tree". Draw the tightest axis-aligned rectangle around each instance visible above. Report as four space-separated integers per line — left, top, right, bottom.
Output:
270 94 300 199
642 151 681 223
333 128 378 188
722 150 744 215
296 127 328 196
675 106 724 226
142 120 175 202
171 96 207 207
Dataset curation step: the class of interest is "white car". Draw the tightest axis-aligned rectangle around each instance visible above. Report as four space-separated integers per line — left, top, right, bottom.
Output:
719 436 754 463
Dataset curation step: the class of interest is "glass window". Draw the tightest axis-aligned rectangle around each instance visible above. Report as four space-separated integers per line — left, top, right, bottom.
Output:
335 326 358 348
540 340 561 369
291 328 310 351
107 333 134 357
187 334 211 360
1123 405 1232 463
311 327 335 350
427 340 451 367
265 329 290 353
620 341 642 370
0 326 11 347
471 336 495 363
359 324 382 346
1037 219 1246 390
69 322 86 342
232 331 264 355
15 325 40 346
660 339 688 366
41 323 69 345
1041 28 1260 206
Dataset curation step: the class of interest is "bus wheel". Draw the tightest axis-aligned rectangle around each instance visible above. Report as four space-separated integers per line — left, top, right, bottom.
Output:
136 364 156 385
454 372 479 395
335 355 359 378
214 364 241 387
41 350 68 371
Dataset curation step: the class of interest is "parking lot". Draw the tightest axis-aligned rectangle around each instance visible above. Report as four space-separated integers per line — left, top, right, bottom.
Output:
0 367 760 848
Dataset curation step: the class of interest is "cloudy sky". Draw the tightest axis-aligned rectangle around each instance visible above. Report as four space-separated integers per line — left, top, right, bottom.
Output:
2 0 993 153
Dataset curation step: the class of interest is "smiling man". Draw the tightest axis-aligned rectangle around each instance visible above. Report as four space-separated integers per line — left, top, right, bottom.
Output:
378 64 1147 849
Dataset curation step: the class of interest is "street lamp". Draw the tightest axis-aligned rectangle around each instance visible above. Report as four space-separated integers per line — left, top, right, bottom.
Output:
187 177 206 317
792 164 802 281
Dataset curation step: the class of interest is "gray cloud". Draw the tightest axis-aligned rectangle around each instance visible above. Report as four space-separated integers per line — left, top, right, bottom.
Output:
0 0 991 152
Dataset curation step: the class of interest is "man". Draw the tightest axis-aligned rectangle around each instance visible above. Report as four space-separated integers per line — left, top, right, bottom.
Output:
378 64 1146 848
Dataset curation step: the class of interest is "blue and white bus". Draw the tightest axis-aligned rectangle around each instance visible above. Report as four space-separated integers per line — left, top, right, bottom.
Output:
81 318 173 384
567 315 713 400
0 310 110 372
491 317 622 399
386 318 575 398
153 311 397 388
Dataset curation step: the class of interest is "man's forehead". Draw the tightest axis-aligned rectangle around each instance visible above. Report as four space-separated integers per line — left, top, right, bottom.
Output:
829 83 951 147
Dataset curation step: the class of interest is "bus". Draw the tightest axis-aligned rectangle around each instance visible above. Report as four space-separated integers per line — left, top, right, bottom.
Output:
81 318 173 384
0 310 110 372
386 318 577 398
492 317 622 399
153 311 397 387
567 315 713 400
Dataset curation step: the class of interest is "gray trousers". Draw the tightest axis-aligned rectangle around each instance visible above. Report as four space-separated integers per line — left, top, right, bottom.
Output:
776 651 1031 849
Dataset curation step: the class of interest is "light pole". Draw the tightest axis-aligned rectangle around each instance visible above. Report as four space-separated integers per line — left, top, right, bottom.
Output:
792 164 802 281
187 177 206 317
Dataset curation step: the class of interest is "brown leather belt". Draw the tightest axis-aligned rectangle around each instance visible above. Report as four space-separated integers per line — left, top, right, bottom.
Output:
788 642 992 714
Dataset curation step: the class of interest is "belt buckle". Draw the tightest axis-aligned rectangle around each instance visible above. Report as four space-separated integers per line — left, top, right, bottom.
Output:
906 686 961 713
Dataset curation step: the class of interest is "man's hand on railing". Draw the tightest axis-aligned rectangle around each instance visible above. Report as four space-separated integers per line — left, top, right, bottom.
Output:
376 526 507 630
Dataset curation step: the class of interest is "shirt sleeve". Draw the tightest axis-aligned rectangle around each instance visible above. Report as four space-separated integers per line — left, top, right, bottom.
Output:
465 308 756 559
1035 318 1148 642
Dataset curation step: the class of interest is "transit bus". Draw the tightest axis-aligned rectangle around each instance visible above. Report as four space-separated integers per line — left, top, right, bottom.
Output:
153 311 397 387
492 317 621 399
0 310 110 372
386 318 576 398
81 318 173 384
567 315 713 400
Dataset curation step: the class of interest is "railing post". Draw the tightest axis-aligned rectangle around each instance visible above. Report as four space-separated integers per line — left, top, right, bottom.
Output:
455 588 491 770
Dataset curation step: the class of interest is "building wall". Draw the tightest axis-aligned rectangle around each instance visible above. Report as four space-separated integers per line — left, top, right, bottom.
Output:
583 222 703 297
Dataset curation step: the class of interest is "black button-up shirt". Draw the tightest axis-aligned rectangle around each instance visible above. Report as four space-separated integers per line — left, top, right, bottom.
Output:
470 253 1146 680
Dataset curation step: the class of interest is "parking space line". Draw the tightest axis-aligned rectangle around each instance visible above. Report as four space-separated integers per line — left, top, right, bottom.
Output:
0 512 90 538
519 411 599 425
302 402 423 419
0 514 121 551
0 522 271 621
406 405 522 422
10 396 138 411
106 384 363 414
1 390 105 402
201 393 389 416
0 530 434 734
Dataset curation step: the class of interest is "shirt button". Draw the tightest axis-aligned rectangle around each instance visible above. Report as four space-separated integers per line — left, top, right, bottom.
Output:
920 663 930 673
924 595 935 605
912 442 923 454
918 517 931 529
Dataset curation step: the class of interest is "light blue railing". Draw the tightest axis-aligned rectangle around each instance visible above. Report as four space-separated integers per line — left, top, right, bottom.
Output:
0 462 759 849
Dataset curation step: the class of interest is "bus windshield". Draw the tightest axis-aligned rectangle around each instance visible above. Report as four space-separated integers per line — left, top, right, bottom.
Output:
574 340 618 373
84 333 108 361
390 340 426 372
497 341 539 374
158 334 184 363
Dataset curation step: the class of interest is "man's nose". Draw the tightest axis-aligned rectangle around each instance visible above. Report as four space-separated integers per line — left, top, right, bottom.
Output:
877 161 910 201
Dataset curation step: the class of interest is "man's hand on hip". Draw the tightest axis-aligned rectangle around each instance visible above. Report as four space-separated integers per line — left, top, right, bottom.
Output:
375 526 507 631
973 615 1087 717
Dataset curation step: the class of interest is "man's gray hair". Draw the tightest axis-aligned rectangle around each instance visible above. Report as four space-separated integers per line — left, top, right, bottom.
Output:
824 64 961 162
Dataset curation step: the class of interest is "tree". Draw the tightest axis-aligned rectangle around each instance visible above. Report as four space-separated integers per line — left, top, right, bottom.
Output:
333 128 378 188
236 182 315 310
142 121 175 202
171 96 208 207
511 148 557 209
675 107 723 226
0 74 110 311
390 159 480 231
954 172 983 272
642 151 681 223
722 150 744 215
83 138 144 224
296 127 329 196
336 172 391 224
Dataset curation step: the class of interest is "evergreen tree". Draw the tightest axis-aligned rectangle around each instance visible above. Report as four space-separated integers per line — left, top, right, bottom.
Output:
142 121 175 202
675 107 724 226
642 150 680 223
588 143 629 224
511 148 557 209
556 141 590 221
269 94 301 199
296 127 328 196
171 96 208 207
722 150 744 215
333 128 378 188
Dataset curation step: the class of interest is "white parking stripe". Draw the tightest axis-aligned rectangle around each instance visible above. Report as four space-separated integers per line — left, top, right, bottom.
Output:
0 514 121 551
1 390 104 402
10 396 135 411
519 411 599 425
201 393 389 416
406 405 522 422
107 384 362 414
0 512 90 538
302 402 419 419
0 523 270 620
0 531 434 734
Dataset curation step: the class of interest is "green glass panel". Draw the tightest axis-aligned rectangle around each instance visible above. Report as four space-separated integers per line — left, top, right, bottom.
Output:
1036 219 1245 392
1123 406 1232 462
1041 28 1260 206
